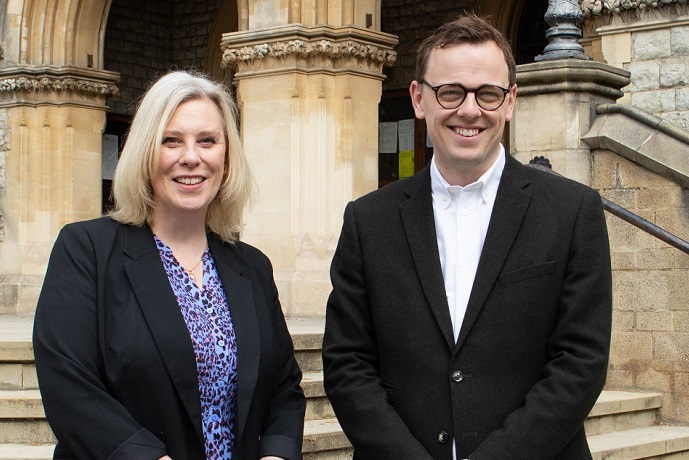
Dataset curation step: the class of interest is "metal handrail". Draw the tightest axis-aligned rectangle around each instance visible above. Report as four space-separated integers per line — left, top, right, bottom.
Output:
528 157 689 255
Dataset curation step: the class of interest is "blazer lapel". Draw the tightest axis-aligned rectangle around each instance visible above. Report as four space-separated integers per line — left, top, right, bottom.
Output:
208 237 260 446
121 224 204 442
399 167 455 350
456 155 531 349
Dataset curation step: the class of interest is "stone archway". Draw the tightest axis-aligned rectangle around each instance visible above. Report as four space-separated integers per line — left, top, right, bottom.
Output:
205 0 240 83
475 0 529 51
0 0 119 315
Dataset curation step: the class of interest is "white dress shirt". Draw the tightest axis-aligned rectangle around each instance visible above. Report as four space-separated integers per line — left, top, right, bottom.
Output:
431 146 505 341
431 146 505 460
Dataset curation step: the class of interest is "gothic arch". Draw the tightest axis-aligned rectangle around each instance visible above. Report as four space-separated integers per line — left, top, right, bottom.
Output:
205 0 239 83
15 0 111 68
475 0 528 53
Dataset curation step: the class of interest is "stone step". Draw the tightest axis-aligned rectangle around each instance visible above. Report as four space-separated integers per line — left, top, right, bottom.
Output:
288 317 324 373
303 418 352 459
585 390 662 436
588 425 689 459
0 444 55 460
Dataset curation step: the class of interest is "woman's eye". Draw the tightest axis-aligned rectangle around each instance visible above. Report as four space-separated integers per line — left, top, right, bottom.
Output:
199 138 217 145
162 137 180 146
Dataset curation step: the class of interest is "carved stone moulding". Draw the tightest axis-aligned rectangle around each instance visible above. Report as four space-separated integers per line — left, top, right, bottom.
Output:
581 0 688 24
221 24 398 80
0 65 121 109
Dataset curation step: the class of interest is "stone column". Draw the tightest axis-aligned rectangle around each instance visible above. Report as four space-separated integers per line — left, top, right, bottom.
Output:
0 65 120 314
511 60 630 185
221 25 397 316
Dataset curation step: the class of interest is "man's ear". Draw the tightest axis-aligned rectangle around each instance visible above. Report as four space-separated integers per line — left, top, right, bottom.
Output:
409 81 426 120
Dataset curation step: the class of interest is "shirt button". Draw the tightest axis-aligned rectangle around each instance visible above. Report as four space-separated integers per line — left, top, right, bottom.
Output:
452 370 464 383
218 340 225 346
438 431 449 443
206 308 213 314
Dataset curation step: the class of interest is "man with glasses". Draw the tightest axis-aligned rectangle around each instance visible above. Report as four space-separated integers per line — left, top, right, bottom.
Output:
323 12 612 460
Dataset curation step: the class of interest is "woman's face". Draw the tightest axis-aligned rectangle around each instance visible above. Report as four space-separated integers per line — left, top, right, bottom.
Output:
150 98 226 222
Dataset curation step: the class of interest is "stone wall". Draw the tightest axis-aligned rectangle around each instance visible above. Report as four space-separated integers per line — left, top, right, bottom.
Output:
104 0 223 115
381 0 474 89
625 23 689 131
594 150 689 423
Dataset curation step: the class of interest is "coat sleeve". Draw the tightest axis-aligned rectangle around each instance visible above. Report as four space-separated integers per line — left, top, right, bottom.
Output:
322 202 435 460
255 254 306 460
471 187 613 459
33 223 167 460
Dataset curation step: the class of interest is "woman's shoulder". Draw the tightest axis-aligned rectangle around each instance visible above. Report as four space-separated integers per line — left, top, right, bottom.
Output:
57 216 136 252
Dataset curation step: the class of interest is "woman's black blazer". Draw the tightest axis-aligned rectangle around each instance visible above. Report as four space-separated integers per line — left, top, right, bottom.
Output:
33 217 305 460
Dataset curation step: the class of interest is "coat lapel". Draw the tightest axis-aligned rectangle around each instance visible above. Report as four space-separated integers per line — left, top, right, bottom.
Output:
208 237 260 446
455 155 531 349
399 167 455 350
121 224 204 442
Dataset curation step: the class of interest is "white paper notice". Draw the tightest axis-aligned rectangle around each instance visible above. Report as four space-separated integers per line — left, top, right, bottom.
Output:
102 134 119 180
398 119 415 152
379 122 398 153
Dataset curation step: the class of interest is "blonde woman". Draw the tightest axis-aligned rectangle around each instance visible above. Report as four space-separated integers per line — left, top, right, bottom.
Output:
34 71 305 460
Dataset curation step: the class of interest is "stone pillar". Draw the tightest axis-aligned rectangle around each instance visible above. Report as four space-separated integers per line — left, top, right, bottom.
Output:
511 60 630 185
221 25 397 316
0 65 120 314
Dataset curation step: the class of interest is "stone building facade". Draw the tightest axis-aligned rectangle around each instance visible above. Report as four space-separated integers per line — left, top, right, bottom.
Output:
0 0 688 423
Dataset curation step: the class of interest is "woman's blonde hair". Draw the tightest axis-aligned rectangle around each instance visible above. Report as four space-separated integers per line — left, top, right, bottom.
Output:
110 70 254 243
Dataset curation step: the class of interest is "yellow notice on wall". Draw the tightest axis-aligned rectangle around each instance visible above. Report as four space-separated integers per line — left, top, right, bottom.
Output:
398 119 415 179
399 150 414 179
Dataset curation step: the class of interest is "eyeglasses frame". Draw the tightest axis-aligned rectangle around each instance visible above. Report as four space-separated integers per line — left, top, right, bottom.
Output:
419 80 512 111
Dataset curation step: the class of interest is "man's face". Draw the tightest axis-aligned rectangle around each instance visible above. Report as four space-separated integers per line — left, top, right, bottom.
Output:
410 41 516 186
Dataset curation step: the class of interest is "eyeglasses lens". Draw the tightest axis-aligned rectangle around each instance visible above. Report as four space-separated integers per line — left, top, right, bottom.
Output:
436 85 506 111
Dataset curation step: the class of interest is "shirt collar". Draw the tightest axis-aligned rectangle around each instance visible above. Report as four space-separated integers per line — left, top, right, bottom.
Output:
431 144 506 210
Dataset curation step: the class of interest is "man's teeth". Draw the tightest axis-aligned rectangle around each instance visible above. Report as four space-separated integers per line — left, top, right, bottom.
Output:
454 128 480 137
176 177 203 185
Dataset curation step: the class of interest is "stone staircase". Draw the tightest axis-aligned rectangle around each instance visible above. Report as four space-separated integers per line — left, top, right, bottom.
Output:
2 315 689 459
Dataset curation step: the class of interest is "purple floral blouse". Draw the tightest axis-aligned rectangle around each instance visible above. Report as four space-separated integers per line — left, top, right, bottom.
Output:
155 236 238 459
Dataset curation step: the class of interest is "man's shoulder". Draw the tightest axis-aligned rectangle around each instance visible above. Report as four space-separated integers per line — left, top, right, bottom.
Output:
351 171 427 209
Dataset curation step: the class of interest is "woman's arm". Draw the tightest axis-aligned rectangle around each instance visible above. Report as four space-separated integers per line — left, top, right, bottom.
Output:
33 223 168 460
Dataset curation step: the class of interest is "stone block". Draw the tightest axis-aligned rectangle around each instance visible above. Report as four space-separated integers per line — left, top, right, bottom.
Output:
626 61 660 91
636 369 673 393
653 332 689 372
631 89 676 113
633 29 672 61
636 187 682 211
671 26 689 55
676 373 689 395
636 311 673 331
677 87 689 111
0 364 23 390
635 248 675 270
611 250 635 271
613 309 636 331
616 270 673 312
675 312 689 333
659 58 689 87
604 369 635 389
609 331 653 370
675 251 689 270
603 188 637 210
592 151 621 190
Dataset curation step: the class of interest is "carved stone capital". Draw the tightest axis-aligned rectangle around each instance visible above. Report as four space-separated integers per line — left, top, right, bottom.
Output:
221 25 398 80
581 0 688 22
0 65 120 109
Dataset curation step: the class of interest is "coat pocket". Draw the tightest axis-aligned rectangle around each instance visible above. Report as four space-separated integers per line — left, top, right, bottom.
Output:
497 261 556 286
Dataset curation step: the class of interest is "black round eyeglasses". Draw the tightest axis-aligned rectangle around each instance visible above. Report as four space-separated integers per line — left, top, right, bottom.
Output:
420 81 512 111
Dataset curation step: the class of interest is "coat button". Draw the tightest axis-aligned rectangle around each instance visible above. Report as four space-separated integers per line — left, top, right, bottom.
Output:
451 370 464 383
438 431 449 443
